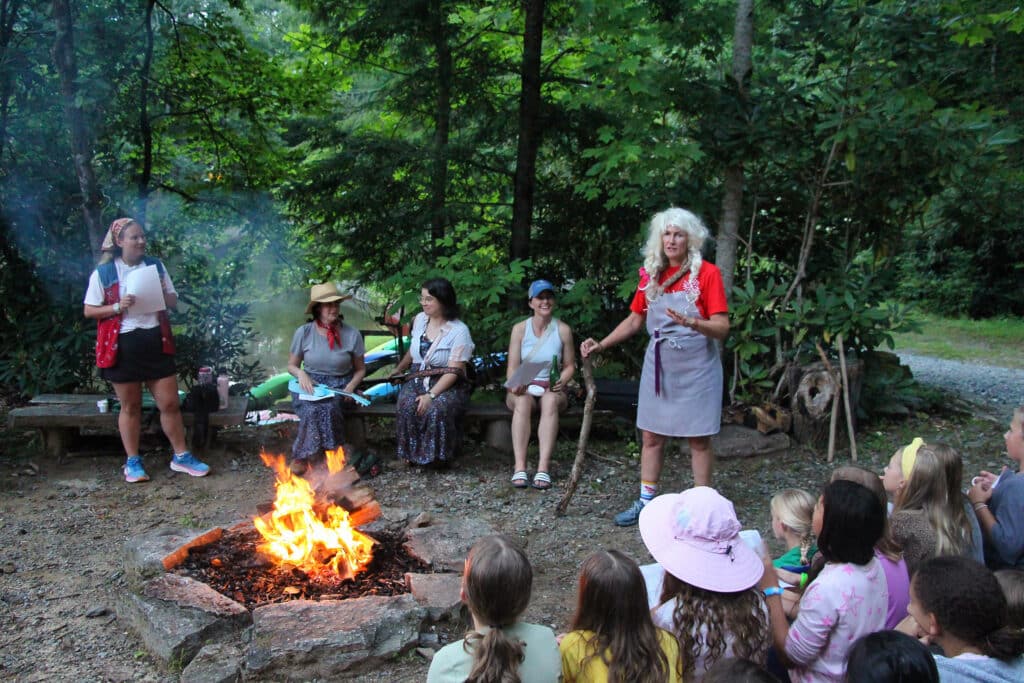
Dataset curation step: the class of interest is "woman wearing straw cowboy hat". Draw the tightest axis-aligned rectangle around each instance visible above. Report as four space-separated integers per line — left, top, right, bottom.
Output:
83 217 210 483
286 283 366 475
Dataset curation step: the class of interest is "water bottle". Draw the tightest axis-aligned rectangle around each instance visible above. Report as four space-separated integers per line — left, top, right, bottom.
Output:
217 371 229 410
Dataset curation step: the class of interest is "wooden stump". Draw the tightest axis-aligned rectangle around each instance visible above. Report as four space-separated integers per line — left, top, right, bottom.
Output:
789 359 863 449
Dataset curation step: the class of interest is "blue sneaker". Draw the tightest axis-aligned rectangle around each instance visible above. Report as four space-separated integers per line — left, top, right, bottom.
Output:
170 452 210 477
613 499 646 527
123 456 150 483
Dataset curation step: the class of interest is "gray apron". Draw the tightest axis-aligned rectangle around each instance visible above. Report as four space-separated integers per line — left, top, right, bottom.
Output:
636 288 723 437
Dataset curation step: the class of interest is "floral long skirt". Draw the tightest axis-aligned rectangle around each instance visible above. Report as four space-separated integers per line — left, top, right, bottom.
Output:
290 370 353 462
395 378 471 465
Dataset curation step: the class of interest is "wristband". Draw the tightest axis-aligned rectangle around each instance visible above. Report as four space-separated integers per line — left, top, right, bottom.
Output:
763 586 784 598
799 572 809 589
973 502 988 512
427 391 436 400
113 302 121 314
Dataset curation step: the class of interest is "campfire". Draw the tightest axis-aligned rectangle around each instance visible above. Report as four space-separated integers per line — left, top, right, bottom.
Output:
178 446 429 608
253 447 374 579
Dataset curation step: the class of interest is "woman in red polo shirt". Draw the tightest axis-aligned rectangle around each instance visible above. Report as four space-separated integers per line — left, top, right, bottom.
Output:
581 207 729 526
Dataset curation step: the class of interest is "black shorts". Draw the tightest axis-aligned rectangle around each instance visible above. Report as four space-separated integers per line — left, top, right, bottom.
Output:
100 327 176 384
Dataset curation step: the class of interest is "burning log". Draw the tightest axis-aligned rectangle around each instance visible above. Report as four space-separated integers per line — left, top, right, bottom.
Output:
252 448 376 579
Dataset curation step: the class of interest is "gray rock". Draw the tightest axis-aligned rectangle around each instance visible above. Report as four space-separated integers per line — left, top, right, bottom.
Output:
85 605 109 618
116 574 249 666
245 594 426 679
404 518 497 571
676 424 790 459
179 643 243 683
122 527 224 586
405 572 462 621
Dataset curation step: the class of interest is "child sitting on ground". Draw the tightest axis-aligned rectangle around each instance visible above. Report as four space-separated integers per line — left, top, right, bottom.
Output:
906 555 1024 682
845 630 939 683
831 465 911 629
768 488 817 616
883 439 981 575
967 405 1024 569
638 487 769 681
559 549 681 682
427 534 561 683
759 479 889 682
770 488 817 571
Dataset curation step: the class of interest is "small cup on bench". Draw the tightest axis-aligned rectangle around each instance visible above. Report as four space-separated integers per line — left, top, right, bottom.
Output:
96 399 109 413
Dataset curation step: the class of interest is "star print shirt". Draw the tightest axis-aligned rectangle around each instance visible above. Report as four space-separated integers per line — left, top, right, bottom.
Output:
785 558 888 683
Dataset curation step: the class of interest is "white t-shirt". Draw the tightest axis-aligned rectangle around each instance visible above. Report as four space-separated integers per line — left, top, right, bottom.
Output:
83 258 176 333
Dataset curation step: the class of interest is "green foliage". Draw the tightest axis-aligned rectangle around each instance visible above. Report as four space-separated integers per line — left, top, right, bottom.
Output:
0 224 98 399
726 256 919 406
173 254 264 389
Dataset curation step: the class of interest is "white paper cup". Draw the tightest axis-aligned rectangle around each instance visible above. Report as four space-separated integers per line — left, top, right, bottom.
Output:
97 399 109 413
527 384 545 397
971 476 982 488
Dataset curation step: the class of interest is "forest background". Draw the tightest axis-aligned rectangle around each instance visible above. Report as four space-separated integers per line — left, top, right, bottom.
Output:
1 0 1021 414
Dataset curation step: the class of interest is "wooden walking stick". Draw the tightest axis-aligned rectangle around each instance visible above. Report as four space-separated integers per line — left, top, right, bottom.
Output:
815 342 841 462
556 356 597 516
837 333 858 461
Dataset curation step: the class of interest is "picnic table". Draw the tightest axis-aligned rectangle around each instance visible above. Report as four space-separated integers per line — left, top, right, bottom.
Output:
7 394 248 461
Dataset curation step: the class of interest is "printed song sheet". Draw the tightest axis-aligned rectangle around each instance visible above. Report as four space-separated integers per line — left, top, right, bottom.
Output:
123 264 166 315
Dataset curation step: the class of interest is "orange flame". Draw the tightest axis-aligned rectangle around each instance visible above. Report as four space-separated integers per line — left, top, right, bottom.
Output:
253 446 374 578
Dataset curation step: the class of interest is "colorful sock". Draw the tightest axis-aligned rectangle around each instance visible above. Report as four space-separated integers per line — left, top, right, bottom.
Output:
640 480 658 503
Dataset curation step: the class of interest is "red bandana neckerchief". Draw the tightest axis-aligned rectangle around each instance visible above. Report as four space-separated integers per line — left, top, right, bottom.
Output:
315 319 341 349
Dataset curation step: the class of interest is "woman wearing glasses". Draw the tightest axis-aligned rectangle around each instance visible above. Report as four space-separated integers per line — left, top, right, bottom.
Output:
390 278 475 467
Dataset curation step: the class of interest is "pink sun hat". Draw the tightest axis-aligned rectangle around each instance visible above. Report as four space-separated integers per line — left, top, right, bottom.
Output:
638 486 764 593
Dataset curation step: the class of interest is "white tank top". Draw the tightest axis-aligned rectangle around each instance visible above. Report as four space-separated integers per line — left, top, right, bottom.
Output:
521 318 563 384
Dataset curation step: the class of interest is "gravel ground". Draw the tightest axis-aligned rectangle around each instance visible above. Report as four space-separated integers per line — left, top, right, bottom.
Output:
898 352 1024 418
0 353 1018 681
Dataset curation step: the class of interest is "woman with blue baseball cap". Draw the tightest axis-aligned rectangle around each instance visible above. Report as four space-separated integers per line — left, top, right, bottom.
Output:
505 279 575 490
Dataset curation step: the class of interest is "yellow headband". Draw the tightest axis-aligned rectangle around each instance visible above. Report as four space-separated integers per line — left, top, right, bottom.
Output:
901 437 925 480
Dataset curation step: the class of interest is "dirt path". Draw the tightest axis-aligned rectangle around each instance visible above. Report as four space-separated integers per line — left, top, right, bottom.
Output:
0 409 1008 681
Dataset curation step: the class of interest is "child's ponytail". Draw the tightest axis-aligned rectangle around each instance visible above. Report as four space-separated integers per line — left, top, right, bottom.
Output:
461 535 533 683
465 627 526 683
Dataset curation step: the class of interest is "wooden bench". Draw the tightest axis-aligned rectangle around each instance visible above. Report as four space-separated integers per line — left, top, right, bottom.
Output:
343 401 612 451
8 394 249 460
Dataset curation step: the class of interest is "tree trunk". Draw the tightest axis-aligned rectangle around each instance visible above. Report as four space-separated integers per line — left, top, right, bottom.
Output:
51 0 104 258
789 359 862 450
510 0 544 265
428 0 452 250
0 0 23 167
715 0 753 300
135 0 156 223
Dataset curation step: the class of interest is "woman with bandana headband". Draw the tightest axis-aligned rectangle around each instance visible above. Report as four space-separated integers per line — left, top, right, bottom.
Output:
83 217 210 482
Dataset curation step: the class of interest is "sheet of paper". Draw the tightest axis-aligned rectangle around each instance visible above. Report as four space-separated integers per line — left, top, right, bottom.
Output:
502 360 550 390
123 264 166 314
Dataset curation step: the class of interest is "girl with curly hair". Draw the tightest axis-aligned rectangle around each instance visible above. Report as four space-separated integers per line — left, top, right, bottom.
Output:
427 535 560 683
560 549 681 682
638 487 769 681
